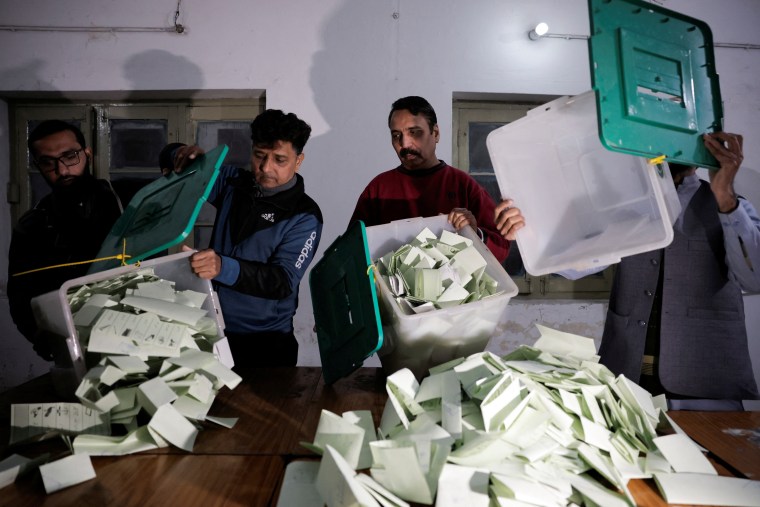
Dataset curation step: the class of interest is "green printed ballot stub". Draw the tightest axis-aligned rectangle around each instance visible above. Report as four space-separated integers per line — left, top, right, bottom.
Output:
588 0 723 169
309 220 383 384
89 144 229 274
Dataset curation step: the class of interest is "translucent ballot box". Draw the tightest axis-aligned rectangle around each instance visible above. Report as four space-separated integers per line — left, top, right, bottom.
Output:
311 215 518 382
31 251 231 398
28 145 231 397
486 91 681 276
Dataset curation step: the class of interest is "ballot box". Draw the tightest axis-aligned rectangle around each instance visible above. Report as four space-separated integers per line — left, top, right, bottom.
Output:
587 0 722 169
486 91 681 276
485 0 723 275
29 145 231 396
310 215 518 382
31 252 230 397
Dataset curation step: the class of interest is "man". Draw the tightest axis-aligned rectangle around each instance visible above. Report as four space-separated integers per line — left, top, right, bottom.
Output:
173 109 322 368
350 96 509 262
8 120 123 359
495 132 760 410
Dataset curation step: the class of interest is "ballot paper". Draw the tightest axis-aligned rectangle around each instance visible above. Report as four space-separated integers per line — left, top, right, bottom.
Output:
653 472 760 506
88 310 185 357
297 324 760 507
375 227 504 314
317 445 381 507
301 410 376 470
10 403 110 445
15 266 244 464
276 461 323 507
39 453 96 494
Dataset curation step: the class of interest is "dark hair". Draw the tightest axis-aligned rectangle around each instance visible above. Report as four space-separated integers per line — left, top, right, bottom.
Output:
388 96 438 131
28 120 87 156
668 162 696 173
159 142 187 172
250 109 312 155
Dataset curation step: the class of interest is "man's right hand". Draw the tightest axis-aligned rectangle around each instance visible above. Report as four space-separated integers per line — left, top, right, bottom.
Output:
172 145 206 173
183 245 222 280
494 199 525 241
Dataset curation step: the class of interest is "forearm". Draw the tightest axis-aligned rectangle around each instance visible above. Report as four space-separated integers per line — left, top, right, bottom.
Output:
215 255 293 299
721 198 760 292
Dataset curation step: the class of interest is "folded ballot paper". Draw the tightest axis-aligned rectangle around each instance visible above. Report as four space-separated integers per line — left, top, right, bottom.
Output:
8 268 241 493
296 325 760 507
376 227 504 314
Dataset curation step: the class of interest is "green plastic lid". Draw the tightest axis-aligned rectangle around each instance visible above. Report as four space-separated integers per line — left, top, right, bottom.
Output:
88 144 229 274
588 0 723 168
309 220 383 384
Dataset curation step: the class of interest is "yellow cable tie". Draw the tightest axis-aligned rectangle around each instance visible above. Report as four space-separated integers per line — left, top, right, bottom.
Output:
11 253 131 277
120 238 129 266
648 154 667 165
366 264 377 276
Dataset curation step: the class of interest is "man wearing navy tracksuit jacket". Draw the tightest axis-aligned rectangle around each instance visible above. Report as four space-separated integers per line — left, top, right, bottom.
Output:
174 110 322 367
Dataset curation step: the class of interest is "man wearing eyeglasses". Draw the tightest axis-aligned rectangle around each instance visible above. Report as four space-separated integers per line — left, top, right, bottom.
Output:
7 120 122 360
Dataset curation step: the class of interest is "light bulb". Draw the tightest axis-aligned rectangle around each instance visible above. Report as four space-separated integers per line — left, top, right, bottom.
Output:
528 22 549 40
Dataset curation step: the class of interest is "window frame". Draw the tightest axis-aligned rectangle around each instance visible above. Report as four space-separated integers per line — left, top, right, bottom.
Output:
9 98 264 249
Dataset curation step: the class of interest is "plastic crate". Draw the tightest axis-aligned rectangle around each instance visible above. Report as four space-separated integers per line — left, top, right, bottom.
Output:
487 91 680 276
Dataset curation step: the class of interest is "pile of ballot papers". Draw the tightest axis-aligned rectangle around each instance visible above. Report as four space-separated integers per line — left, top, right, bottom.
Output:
376 227 504 314
295 325 760 507
4 268 241 493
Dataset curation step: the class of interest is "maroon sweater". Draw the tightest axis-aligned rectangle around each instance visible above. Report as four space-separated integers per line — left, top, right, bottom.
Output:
350 161 509 262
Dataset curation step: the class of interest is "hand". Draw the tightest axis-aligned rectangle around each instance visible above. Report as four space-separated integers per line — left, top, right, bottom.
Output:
705 132 743 212
494 199 525 240
172 145 206 174
448 207 477 232
184 245 222 279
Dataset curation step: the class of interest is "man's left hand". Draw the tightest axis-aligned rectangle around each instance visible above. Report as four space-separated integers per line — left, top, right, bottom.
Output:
448 207 477 233
705 132 743 213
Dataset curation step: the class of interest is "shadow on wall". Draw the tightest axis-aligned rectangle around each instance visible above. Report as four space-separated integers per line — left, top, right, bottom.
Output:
306 0 398 237
112 50 207 206
123 49 205 92
293 0 398 366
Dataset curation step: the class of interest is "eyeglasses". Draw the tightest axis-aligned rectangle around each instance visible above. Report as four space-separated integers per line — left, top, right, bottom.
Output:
33 148 84 174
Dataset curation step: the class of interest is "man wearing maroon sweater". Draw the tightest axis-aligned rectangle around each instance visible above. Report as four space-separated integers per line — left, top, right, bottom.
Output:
349 96 509 262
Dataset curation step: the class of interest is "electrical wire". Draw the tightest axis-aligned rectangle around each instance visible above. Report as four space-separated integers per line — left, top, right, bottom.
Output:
0 0 186 34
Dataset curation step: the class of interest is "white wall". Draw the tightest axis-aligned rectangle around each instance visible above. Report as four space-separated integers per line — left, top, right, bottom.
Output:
0 0 758 399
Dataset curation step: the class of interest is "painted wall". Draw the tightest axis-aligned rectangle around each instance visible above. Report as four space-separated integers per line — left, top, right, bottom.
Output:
0 1 758 405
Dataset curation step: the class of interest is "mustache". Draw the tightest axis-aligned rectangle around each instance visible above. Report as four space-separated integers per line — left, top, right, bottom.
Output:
399 148 421 158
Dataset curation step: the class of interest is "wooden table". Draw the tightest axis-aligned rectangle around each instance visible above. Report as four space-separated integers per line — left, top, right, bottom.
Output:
1 368 758 506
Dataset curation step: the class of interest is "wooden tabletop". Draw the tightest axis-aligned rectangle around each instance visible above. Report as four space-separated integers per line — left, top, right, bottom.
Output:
669 410 760 481
1 367 758 506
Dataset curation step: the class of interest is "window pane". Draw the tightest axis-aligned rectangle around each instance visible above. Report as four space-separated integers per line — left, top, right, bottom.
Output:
196 121 251 169
110 119 168 170
468 122 504 173
504 241 525 277
110 172 159 208
471 174 501 205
